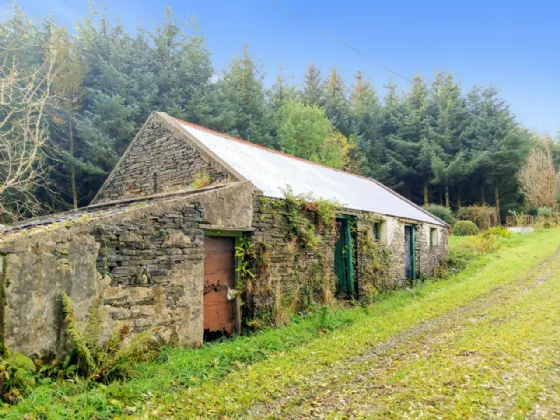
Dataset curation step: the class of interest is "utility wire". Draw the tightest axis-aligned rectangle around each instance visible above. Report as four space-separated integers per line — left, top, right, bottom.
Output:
265 0 517 132
266 0 414 84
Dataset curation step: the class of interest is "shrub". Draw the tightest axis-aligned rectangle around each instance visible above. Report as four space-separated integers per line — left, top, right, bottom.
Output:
537 206 555 228
453 220 479 236
487 226 511 238
423 204 456 225
456 205 498 230
464 232 500 254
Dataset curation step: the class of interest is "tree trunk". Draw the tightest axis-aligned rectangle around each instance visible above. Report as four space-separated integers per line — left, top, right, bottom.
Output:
445 185 450 208
494 186 501 225
69 116 78 210
423 183 428 205
480 184 485 204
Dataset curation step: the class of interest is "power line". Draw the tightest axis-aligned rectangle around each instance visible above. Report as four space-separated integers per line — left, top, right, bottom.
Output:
266 0 414 84
265 0 518 133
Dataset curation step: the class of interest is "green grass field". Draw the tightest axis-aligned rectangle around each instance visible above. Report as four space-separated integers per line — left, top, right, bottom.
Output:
3 230 560 418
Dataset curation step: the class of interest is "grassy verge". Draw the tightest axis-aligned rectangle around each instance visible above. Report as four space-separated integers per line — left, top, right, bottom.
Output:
2 230 559 418
265 238 560 418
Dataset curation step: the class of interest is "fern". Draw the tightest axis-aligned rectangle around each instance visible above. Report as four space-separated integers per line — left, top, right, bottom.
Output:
83 296 104 351
62 293 97 375
62 293 161 382
0 352 36 401
4 354 35 373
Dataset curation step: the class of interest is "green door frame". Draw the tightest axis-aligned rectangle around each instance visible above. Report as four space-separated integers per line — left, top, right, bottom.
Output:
405 224 416 282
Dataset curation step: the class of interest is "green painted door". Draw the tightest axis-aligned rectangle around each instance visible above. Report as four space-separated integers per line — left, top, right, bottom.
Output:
404 225 416 283
334 218 355 296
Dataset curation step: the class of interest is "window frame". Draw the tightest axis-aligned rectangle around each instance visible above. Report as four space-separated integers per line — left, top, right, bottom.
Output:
430 227 439 248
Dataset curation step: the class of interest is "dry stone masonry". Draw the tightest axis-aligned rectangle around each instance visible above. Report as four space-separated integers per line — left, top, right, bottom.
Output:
94 115 234 204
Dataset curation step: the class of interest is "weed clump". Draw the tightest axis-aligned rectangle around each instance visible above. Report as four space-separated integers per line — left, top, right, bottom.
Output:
537 207 555 228
191 172 212 190
487 226 511 238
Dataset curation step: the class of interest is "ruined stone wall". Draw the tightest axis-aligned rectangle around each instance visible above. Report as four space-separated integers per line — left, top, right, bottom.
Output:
94 114 234 204
0 202 205 359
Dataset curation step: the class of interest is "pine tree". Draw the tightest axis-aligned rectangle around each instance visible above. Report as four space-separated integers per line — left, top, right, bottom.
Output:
323 68 350 135
302 64 324 107
349 71 382 176
212 45 269 145
427 72 471 207
266 67 298 149
149 6 213 123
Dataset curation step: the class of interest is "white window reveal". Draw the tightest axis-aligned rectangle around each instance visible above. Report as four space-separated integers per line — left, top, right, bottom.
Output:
430 228 439 247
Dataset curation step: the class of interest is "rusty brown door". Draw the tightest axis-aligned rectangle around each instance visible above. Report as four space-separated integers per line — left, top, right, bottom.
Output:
203 236 236 335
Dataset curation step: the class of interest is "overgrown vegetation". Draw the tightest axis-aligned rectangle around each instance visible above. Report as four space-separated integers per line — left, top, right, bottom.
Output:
2 229 558 417
536 206 556 228
357 217 392 301
0 352 37 403
241 192 340 325
452 220 479 236
61 294 161 382
456 205 499 229
422 204 456 225
190 172 212 190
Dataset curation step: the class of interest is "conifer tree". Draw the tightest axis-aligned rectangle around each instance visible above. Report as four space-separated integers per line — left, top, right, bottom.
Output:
349 71 382 176
323 68 351 135
212 45 269 145
302 64 324 107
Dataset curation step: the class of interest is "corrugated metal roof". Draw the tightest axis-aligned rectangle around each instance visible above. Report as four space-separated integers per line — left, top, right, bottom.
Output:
178 121 444 226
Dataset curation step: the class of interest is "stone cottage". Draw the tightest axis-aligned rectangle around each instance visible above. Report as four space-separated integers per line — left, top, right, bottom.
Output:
0 112 448 358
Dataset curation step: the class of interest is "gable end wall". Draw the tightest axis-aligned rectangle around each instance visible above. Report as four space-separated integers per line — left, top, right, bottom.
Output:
93 115 235 204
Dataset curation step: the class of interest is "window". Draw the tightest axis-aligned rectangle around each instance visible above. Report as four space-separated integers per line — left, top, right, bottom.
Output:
373 221 387 244
373 222 381 241
430 228 439 247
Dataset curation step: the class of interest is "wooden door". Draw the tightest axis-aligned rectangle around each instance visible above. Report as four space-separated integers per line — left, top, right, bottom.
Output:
203 236 236 335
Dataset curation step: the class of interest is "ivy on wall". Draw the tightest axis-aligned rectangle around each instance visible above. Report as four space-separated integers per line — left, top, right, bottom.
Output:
237 191 342 328
356 215 392 303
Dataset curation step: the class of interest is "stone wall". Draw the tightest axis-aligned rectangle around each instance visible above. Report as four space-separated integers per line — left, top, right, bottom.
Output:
244 197 448 322
93 114 235 204
415 223 449 278
0 200 206 359
355 213 448 293
247 196 338 324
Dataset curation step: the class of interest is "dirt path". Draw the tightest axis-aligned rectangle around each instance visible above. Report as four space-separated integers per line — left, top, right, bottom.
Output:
247 251 560 419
